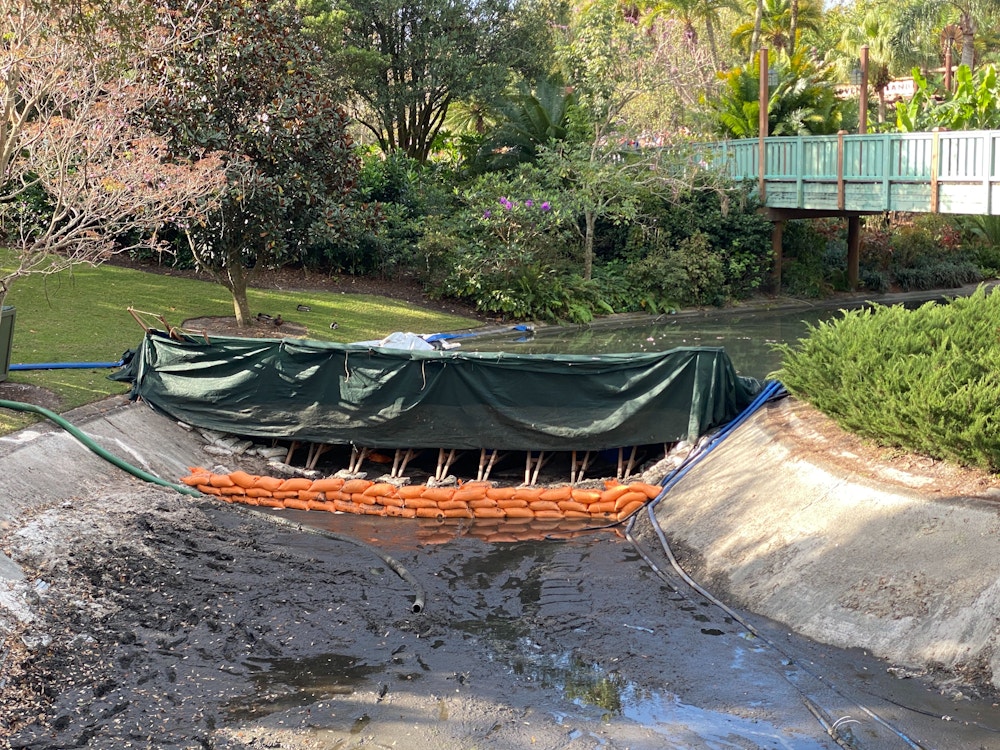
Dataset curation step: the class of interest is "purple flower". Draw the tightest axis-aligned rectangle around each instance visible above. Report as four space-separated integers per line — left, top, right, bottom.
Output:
540 201 551 211
483 210 491 218
524 199 534 208
499 197 513 210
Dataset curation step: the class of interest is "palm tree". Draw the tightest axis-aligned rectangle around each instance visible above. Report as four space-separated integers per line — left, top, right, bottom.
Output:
639 0 738 70
731 0 822 57
893 0 1000 72
472 75 582 173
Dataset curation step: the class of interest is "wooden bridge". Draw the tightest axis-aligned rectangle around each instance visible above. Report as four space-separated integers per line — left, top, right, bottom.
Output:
708 129 1000 288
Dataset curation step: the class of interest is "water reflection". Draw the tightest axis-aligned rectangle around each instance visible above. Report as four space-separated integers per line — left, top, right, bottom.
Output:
460 307 844 379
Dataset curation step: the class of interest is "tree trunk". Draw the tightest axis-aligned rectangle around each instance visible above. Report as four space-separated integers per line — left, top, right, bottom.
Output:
225 264 252 327
583 211 596 281
788 0 798 56
960 13 976 70
749 0 764 62
705 16 721 71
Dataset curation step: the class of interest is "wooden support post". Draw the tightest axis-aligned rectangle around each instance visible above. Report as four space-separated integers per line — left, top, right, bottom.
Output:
771 220 784 292
623 446 638 480
758 48 769 204
478 449 500 482
435 448 457 480
306 443 332 470
847 216 861 291
284 440 300 465
530 451 548 486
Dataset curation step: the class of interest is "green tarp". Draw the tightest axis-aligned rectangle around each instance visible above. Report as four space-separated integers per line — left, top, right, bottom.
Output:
115 330 762 451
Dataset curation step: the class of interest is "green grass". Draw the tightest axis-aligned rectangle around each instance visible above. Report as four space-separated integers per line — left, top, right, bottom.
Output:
1 262 478 433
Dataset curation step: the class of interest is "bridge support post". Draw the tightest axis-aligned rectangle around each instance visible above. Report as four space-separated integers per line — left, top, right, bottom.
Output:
771 220 783 291
847 216 860 290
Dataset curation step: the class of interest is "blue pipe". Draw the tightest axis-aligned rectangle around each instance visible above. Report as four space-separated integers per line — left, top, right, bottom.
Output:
10 359 124 371
650 379 786 504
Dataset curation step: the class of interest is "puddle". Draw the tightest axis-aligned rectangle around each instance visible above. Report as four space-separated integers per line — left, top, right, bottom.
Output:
226 653 379 720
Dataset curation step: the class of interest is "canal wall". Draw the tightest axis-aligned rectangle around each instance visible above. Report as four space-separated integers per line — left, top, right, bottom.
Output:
652 396 1000 689
4 395 1000 689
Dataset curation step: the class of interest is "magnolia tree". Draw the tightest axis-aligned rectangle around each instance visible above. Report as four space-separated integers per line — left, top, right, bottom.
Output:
0 0 225 310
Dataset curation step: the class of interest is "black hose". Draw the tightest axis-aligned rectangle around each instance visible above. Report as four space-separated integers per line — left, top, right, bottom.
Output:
0 398 425 613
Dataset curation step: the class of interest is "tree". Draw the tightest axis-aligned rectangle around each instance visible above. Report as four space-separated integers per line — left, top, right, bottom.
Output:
142 0 361 326
0 0 224 309
639 0 737 71
732 0 822 57
332 0 550 162
472 75 583 173
712 50 843 137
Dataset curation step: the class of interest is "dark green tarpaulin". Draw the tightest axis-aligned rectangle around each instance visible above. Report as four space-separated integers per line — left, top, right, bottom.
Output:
116 330 762 451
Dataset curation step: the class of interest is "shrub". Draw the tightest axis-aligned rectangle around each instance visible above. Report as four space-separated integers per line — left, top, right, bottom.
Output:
774 285 1000 471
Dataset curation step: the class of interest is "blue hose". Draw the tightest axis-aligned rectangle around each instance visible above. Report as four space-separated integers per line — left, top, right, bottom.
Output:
650 379 786 504
10 359 124 371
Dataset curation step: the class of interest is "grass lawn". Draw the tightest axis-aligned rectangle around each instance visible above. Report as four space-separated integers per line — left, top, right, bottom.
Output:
0 262 479 433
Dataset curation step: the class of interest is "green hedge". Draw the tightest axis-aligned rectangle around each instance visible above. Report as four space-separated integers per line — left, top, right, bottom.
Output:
774 285 1000 472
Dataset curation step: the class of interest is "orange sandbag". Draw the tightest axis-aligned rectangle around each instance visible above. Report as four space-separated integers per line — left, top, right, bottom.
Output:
539 486 572 502
229 471 258 489
308 500 337 512
512 487 544 502
468 497 497 509
181 473 208 487
278 477 313 492
600 484 632 503
258 497 285 508
272 491 299 499
376 495 405 508
534 510 564 520
220 486 246 496
208 473 235 488
403 496 438 509
363 482 397 497
613 491 648 512
253 476 283 492
486 487 517 501
297 490 320 502
496 497 528 509
571 489 602 504
504 506 535 518
629 482 663 499
246 487 273 499
415 507 444 519
198 484 222 496
557 500 590 513
362 505 387 516
617 500 646 520
333 498 362 514
421 487 456 502
351 492 377 506
310 477 345 494
471 506 506 519
396 485 426 499
284 497 311 511
529 500 561 513
453 487 488 502
437 499 469 511
442 507 473 518
385 506 417 518
589 500 617 515
562 510 592 519
341 478 374 494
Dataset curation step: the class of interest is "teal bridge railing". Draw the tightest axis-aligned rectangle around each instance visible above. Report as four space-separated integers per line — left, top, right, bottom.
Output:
709 130 1000 215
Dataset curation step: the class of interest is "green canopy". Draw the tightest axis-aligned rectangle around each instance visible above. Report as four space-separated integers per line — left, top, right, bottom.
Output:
115 330 762 451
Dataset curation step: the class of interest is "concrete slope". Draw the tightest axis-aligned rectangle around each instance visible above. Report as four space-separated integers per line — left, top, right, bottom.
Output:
0 397 202 528
653 397 1000 688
